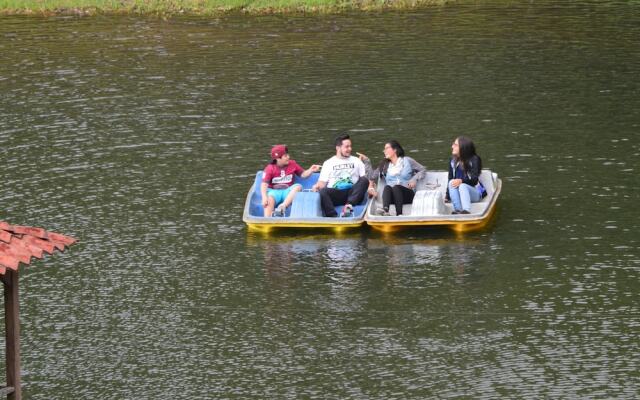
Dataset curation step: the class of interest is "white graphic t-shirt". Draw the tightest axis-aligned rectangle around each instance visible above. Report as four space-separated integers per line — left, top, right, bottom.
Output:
319 156 366 189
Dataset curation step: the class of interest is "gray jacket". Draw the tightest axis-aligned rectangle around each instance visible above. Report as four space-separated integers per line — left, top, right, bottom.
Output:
366 156 426 186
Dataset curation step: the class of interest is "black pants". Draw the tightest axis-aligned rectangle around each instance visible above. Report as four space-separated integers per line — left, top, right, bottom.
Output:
319 176 369 217
382 185 415 216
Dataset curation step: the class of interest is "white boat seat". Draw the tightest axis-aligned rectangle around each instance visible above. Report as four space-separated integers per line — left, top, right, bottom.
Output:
410 189 446 216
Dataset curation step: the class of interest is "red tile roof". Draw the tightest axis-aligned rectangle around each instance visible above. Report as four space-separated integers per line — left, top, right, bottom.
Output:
0 221 76 275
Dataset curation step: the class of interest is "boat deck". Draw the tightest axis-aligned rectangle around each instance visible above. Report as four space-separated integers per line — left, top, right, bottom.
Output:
365 170 502 232
242 172 369 230
243 170 501 233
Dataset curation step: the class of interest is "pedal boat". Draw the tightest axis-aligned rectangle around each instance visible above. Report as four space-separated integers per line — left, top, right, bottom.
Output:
243 171 371 232
365 170 501 233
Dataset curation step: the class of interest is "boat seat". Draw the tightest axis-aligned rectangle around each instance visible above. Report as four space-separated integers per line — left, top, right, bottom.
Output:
410 189 446 216
290 191 323 218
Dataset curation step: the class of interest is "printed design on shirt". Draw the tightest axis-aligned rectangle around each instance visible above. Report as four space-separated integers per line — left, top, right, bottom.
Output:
271 170 293 189
332 163 355 171
330 163 355 189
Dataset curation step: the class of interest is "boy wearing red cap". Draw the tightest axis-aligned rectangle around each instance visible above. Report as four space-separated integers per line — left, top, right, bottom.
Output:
261 145 321 217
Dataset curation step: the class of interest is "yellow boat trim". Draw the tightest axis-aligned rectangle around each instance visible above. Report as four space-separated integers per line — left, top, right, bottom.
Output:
366 177 501 233
368 200 498 233
247 221 364 233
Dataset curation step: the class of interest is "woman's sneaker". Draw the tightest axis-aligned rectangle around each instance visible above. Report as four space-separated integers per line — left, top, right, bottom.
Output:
341 204 354 217
376 207 390 216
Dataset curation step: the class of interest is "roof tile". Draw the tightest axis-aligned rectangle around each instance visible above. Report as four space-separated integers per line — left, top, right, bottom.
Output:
0 221 76 275
0 230 12 244
21 236 56 255
12 226 48 239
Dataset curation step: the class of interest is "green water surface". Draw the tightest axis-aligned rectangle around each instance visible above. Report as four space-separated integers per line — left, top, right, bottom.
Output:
1 1 639 398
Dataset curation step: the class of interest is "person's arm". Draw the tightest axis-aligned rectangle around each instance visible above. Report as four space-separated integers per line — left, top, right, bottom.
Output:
312 180 326 192
356 152 373 179
358 153 380 182
446 160 454 200
260 182 269 207
301 164 321 178
448 159 454 182
366 164 381 197
358 157 367 178
367 179 378 197
368 166 380 182
407 157 426 188
461 156 480 186
312 160 330 191
449 159 463 188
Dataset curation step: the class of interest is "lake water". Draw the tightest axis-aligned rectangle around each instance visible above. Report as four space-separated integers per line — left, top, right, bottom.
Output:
1 1 639 398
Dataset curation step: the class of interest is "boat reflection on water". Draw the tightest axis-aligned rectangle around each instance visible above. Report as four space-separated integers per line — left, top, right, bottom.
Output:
368 238 444 267
324 238 364 270
247 230 495 320
246 231 369 313
247 231 366 273
247 229 489 286
367 232 487 286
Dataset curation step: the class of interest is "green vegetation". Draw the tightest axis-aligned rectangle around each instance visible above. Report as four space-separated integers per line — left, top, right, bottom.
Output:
0 0 448 15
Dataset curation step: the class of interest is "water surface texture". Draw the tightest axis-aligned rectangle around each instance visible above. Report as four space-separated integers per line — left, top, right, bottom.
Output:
1 1 639 398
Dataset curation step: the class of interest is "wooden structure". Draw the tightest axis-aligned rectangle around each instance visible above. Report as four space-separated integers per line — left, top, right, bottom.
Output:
0 222 76 400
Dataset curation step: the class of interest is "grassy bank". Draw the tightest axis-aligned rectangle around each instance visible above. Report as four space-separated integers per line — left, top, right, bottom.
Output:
0 0 449 16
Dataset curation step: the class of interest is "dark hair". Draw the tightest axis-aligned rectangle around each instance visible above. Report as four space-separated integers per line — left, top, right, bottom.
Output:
456 136 482 172
378 140 405 176
335 134 351 147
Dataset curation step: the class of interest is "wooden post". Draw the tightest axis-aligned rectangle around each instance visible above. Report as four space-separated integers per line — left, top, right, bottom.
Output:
3 270 21 400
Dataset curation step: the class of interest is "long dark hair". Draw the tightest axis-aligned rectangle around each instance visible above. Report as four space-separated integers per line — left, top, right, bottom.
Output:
378 140 405 176
455 136 482 172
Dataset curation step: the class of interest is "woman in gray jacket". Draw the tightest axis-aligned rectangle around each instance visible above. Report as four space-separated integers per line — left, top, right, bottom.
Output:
366 140 426 216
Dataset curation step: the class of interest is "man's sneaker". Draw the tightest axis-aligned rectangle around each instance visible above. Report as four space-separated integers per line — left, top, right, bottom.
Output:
376 207 390 216
341 204 354 217
273 203 287 217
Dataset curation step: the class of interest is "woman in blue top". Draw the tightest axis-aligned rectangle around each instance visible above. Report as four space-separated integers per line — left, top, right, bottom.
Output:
447 136 486 214
367 140 426 216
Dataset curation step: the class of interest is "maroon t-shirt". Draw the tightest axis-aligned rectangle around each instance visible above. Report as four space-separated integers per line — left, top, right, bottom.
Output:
262 160 305 189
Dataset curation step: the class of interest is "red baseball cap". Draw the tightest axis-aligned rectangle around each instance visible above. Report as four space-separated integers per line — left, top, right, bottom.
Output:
271 144 288 160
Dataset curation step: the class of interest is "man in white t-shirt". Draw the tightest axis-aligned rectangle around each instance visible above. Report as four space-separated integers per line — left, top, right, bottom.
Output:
311 134 369 217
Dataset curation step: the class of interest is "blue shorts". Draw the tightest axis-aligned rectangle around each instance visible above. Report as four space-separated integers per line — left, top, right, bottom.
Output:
267 184 302 205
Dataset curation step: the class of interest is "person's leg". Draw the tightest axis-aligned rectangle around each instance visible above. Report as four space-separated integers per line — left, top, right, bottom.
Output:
459 183 481 212
382 186 393 211
401 186 416 205
263 196 276 217
391 185 415 215
391 185 404 215
281 184 302 208
346 176 369 206
319 188 348 217
448 180 462 212
319 188 336 217
263 189 279 217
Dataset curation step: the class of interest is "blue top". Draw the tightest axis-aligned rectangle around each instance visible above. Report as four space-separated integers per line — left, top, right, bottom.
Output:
451 159 465 180
385 157 414 187
368 156 426 190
